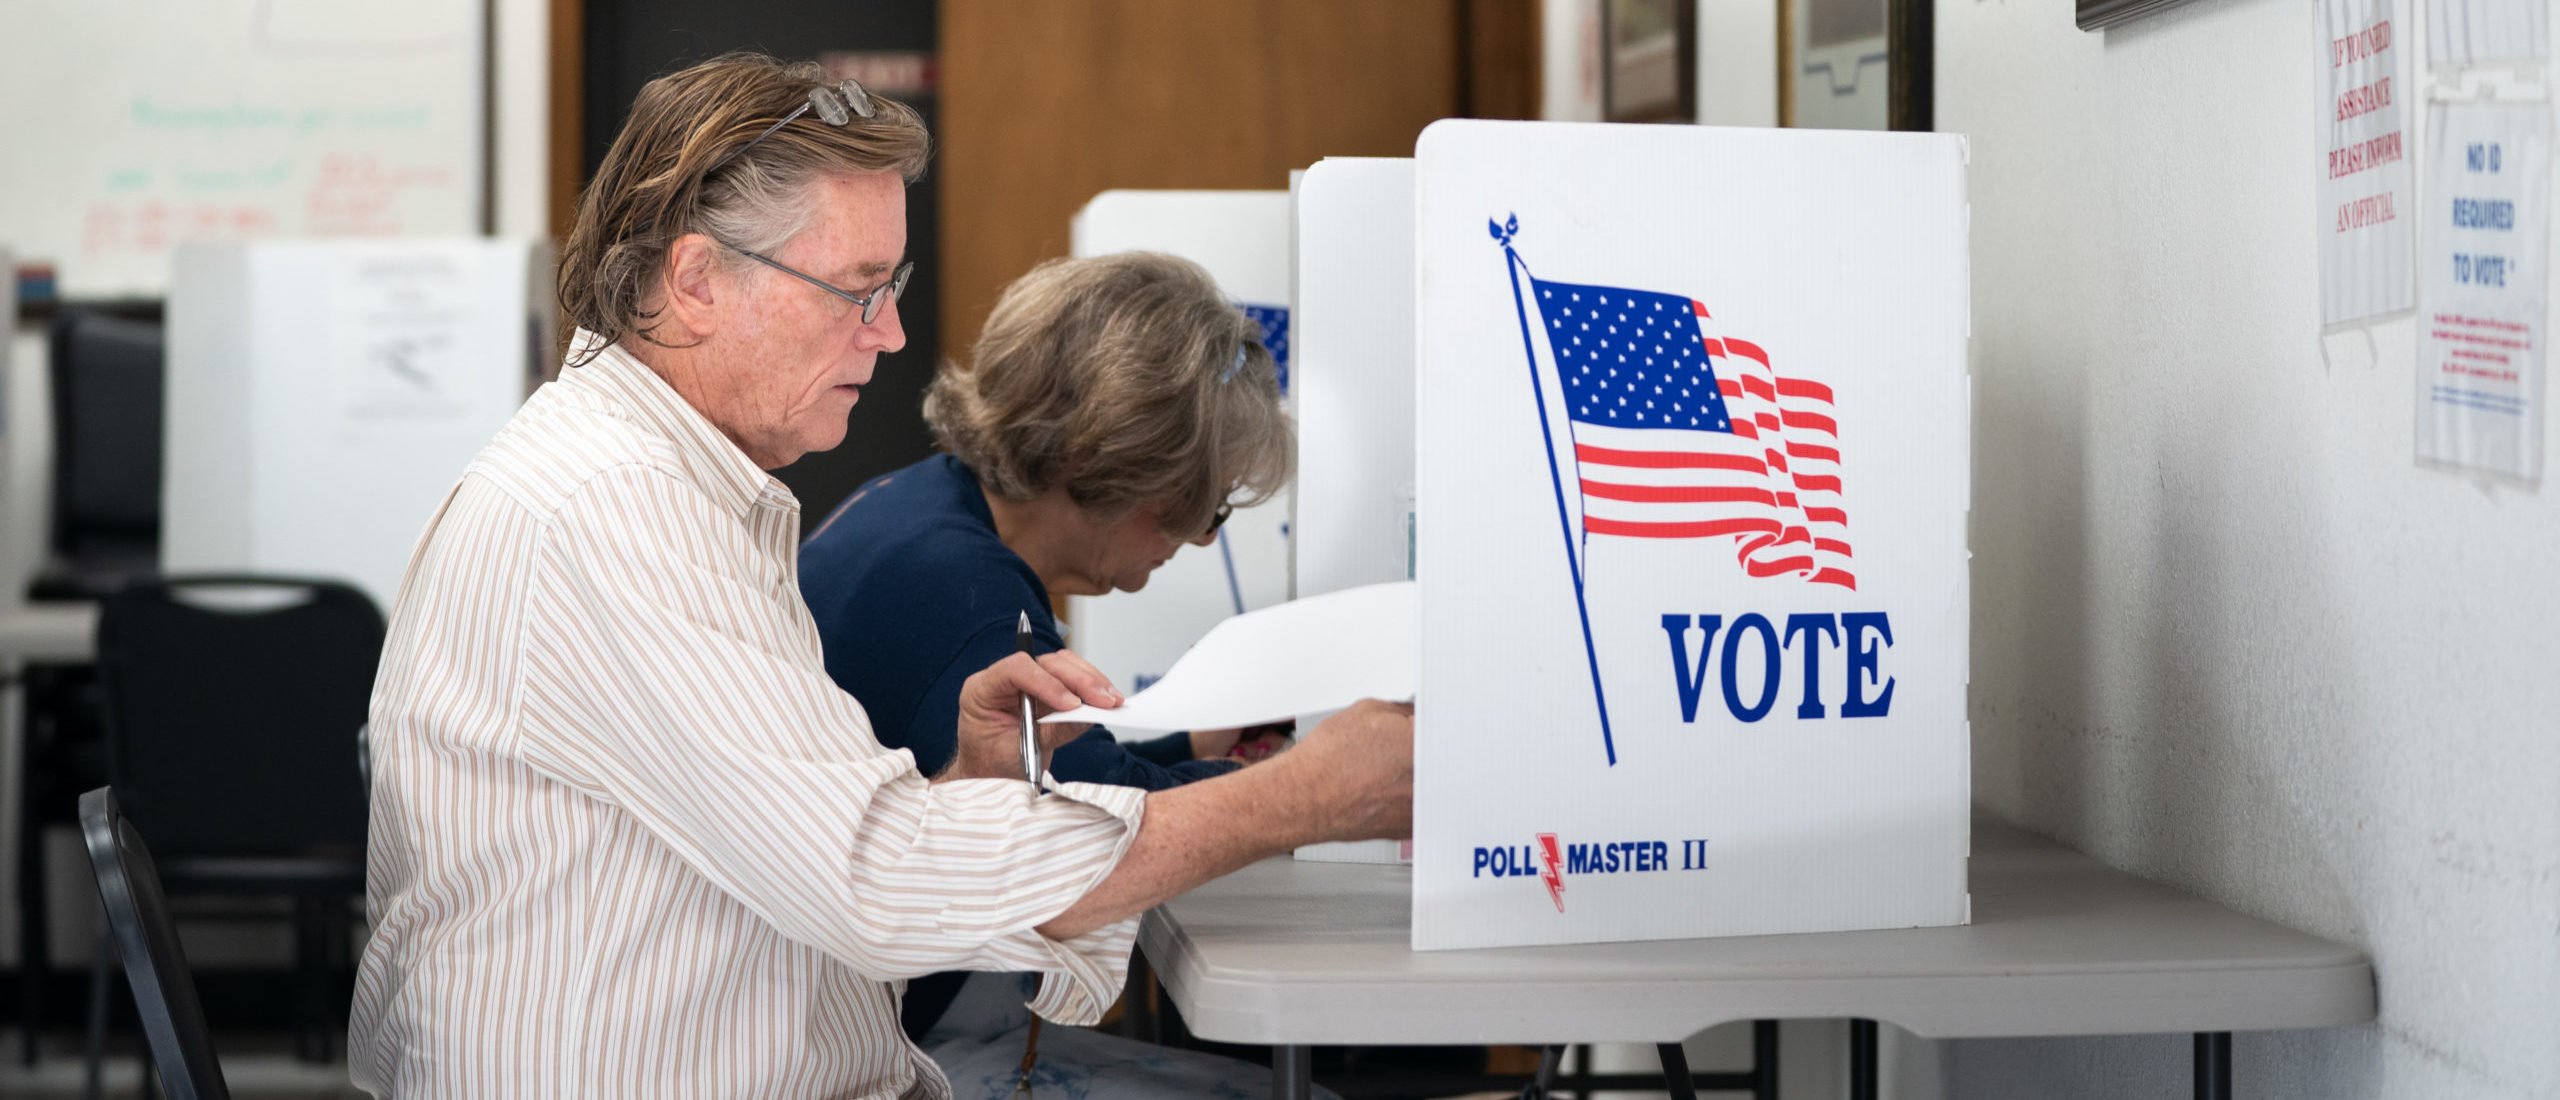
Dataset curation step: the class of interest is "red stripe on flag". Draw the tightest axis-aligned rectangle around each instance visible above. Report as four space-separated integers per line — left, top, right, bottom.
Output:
1814 538 1853 556
1586 517 1775 539
1776 378 1834 403
1582 481 1778 505
1575 444 1765 473
1691 300 1711 317
1743 554 1817 576
1719 380 1743 397
1787 442 1839 463
1804 506 1848 525
1730 420 1760 440
1782 410 1838 435
1723 337 1769 365
1739 376 1775 401
1793 474 1844 494
1810 568 1857 590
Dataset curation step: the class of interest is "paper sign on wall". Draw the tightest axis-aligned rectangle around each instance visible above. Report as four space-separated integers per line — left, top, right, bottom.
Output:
332 249 482 424
2417 102 2549 481
1413 121 1970 951
2319 0 2417 326
1067 191 1294 702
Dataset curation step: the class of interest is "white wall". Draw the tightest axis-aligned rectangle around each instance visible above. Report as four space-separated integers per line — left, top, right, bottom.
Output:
1940 1 2559 1098
1544 0 1779 126
492 0 550 240
1545 0 1604 120
1697 0 1779 127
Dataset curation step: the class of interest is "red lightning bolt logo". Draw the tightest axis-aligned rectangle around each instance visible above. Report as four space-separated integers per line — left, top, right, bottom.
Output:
1534 833 1565 912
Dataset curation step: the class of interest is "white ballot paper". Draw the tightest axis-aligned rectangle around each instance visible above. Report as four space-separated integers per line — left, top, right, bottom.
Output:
1045 581 1415 731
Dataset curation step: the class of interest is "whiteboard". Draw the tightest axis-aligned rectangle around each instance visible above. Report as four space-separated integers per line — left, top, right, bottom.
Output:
0 0 485 298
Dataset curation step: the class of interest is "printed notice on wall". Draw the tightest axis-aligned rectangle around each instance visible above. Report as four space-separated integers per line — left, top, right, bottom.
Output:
2417 102 2550 481
330 247 480 424
2319 0 2416 326
2426 0 2550 68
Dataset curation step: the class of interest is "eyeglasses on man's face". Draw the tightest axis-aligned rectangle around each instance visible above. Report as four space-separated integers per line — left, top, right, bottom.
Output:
723 244 914 326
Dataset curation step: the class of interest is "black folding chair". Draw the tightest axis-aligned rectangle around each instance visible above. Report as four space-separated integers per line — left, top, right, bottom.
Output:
88 576 383 1077
79 787 232 1100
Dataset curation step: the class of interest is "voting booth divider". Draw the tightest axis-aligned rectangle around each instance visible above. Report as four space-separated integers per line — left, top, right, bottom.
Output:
164 238 546 610
1288 159 1422 865
1409 121 1972 950
1065 190 1296 704
1291 158 1420 601
1062 123 1971 950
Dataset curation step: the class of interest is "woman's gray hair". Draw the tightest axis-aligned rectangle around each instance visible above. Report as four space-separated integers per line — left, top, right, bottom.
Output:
925 252 1292 536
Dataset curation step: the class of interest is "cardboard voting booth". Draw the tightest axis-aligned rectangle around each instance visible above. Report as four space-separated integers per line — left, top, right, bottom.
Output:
164 238 545 609
1067 190 1294 700
1291 158 1418 601
1289 159 1422 865
1411 121 1971 950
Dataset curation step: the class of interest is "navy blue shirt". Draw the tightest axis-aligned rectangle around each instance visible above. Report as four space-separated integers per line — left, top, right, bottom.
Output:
799 454 1233 788
799 455 1234 1041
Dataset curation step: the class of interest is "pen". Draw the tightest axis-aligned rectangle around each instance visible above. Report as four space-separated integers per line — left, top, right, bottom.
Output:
1017 611 1041 797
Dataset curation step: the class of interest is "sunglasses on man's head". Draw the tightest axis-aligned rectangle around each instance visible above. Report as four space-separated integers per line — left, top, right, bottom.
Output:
703 78 879 180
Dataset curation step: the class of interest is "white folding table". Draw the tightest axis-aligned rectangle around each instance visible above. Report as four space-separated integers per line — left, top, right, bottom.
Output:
1139 813 2374 1100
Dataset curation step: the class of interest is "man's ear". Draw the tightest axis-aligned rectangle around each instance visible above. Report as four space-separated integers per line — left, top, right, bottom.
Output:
660 232 725 339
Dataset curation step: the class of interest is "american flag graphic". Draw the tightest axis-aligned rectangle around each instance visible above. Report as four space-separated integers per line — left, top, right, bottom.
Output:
1531 278 1855 590
1240 303 1291 394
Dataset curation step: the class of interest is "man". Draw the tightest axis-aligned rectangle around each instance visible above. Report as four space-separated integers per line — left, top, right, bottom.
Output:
350 52 1412 1098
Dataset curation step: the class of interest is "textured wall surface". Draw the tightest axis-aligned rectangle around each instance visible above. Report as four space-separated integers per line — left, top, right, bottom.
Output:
1940 0 2559 1097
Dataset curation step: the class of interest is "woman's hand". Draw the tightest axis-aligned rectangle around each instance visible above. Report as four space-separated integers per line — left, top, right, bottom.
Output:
946 649 1121 782
1190 722 1294 762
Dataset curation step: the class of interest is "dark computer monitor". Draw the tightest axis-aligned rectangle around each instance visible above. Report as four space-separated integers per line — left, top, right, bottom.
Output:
36 307 165 598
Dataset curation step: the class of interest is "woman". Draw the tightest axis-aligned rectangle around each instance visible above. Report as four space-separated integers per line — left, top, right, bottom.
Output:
797 251 1297 1055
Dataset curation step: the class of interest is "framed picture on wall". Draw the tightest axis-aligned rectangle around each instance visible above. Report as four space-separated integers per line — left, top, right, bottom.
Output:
1602 0 1695 122
2075 0 2203 31
1779 0 1932 131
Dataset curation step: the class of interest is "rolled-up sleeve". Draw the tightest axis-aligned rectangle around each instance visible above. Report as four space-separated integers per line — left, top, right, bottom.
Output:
515 464 1142 1023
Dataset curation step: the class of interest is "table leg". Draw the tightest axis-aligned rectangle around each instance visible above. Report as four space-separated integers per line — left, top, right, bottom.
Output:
1849 1019 1878 1100
2195 1032 2232 1100
1272 1044 1312 1100
1529 1045 1562 1099
16 673 45 1067
1751 1020 1779 1100
1656 1042 1699 1100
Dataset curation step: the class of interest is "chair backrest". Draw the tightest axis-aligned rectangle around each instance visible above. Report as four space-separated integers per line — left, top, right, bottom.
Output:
47 308 166 555
97 576 385 855
79 787 232 1100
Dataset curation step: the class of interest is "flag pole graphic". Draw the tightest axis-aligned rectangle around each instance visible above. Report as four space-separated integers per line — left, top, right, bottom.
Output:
1492 215 1617 766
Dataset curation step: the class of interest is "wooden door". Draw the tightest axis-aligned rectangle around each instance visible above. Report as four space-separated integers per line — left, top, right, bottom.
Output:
939 0 1530 351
